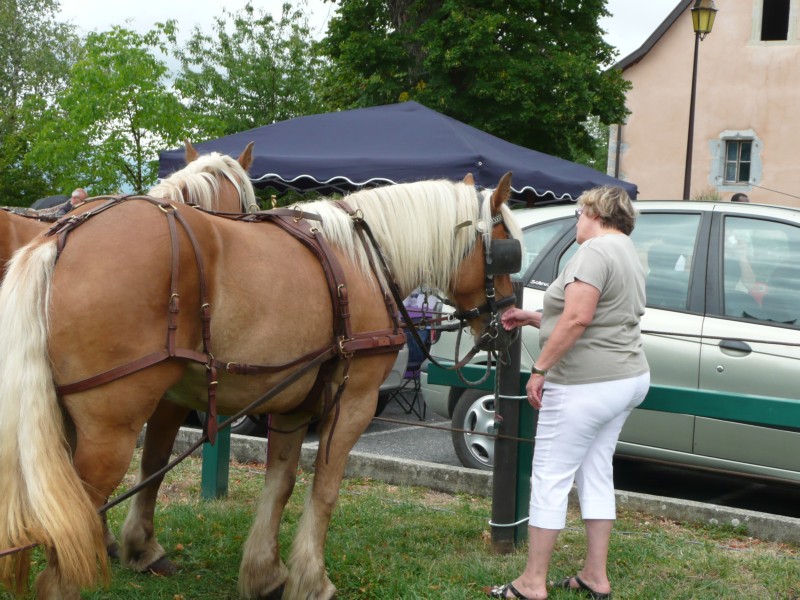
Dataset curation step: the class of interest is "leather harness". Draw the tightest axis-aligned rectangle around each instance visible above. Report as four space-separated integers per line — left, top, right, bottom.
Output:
47 196 406 445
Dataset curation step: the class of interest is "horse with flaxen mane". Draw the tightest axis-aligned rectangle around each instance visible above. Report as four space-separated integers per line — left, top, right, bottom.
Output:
0 140 257 579
0 172 522 599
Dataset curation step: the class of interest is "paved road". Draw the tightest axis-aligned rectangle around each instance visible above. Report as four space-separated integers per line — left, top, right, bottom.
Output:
337 395 800 520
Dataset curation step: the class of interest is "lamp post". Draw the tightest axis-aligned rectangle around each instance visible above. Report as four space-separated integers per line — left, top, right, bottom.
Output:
682 0 718 200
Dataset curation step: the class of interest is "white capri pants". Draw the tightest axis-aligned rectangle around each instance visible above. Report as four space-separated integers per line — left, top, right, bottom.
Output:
528 372 650 530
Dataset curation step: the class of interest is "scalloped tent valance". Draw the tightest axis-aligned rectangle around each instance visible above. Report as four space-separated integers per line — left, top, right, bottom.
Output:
159 101 637 202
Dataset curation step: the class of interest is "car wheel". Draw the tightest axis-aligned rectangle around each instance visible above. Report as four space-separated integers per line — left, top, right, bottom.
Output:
451 389 495 471
195 411 266 436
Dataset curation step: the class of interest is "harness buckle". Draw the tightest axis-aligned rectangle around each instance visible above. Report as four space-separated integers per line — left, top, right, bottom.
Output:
337 337 354 358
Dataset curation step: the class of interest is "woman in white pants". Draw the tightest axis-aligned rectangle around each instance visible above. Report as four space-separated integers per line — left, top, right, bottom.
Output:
487 185 650 600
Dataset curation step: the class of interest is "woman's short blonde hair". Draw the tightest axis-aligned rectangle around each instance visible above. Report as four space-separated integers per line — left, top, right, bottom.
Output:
578 185 637 235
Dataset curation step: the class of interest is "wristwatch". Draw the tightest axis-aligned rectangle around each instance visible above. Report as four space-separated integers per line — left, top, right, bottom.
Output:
531 364 547 376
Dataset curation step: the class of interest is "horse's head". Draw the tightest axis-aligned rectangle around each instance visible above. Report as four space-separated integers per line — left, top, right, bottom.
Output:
150 141 258 213
184 139 254 173
448 172 522 353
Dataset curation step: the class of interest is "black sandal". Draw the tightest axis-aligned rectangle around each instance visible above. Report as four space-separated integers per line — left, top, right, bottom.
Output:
486 582 534 599
553 575 612 599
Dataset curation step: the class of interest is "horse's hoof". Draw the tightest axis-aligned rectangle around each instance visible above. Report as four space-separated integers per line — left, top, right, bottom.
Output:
106 541 120 560
146 555 178 576
259 584 284 599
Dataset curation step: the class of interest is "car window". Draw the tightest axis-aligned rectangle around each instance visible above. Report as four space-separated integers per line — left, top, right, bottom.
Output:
517 218 572 279
556 213 702 311
722 216 800 327
634 214 702 311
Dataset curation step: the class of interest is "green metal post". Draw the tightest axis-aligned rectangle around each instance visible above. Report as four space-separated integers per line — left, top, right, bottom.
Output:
201 417 231 499
491 283 524 552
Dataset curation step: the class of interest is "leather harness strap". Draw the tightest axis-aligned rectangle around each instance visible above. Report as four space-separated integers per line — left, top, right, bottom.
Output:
51 196 405 446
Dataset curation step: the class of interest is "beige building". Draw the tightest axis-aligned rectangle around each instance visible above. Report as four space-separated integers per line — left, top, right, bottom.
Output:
609 0 800 206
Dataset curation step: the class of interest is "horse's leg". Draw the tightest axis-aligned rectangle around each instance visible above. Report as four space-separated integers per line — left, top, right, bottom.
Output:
238 415 308 599
283 385 379 600
102 512 119 560
119 400 191 575
33 373 179 599
63 413 120 562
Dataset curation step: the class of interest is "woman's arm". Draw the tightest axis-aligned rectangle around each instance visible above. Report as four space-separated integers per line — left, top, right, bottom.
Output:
526 280 600 408
534 280 599 371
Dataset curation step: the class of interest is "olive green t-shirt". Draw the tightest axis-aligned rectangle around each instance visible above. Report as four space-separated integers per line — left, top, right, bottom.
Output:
539 234 649 385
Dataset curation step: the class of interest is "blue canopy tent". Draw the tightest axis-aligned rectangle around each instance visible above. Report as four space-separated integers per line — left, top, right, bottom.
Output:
158 101 636 202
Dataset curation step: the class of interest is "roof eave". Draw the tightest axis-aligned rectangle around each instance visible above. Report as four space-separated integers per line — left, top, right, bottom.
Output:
611 0 693 71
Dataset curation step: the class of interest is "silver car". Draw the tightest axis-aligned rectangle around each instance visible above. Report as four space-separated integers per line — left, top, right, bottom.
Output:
422 201 800 484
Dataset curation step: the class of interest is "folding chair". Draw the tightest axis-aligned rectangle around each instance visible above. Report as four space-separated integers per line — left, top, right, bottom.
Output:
387 326 431 420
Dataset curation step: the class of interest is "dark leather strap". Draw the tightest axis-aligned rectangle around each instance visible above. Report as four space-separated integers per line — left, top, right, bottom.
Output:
53 198 405 437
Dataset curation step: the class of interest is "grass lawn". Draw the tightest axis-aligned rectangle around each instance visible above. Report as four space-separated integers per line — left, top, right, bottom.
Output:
3 450 798 599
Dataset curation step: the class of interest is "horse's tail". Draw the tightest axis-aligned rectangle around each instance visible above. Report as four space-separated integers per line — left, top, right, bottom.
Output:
0 239 107 594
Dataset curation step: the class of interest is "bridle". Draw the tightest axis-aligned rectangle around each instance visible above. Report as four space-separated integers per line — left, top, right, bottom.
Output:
451 211 520 324
395 190 522 384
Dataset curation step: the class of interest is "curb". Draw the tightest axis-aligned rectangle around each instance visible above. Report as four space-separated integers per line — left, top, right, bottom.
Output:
170 427 800 546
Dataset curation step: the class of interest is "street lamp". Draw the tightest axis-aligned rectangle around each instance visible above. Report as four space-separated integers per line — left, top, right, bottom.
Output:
683 0 718 200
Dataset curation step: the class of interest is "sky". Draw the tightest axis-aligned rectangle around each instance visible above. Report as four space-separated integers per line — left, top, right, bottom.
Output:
57 0 680 62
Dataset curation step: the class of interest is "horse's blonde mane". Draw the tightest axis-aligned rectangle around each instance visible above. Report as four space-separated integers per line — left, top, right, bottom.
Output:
148 153 257 212
292 180 521 298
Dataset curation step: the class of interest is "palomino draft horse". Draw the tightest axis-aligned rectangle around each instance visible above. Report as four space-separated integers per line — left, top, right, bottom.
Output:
0 140 257 571
0 173 522 599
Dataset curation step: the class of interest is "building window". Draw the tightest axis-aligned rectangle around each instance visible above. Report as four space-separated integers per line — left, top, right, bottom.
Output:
725 140 752 184
761 0 790 40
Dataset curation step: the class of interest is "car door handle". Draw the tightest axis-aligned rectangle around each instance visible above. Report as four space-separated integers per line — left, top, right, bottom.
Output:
718 339 752 354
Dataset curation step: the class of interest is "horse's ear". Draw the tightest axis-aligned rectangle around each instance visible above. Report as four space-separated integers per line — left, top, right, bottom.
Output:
463 173 475 185
185 139 199 163
490 172 513 212
238 142 255 172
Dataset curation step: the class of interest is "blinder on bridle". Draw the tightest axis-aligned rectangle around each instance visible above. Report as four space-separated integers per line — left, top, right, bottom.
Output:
486 237 522 276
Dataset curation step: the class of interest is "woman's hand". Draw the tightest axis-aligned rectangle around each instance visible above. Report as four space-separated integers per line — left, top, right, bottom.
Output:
501 307 542 331
526 373 545 410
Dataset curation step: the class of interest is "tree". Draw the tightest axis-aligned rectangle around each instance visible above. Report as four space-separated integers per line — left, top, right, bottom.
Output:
319 0 630 162
0 0 78 205
172 1 327 138
26 24 189 194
